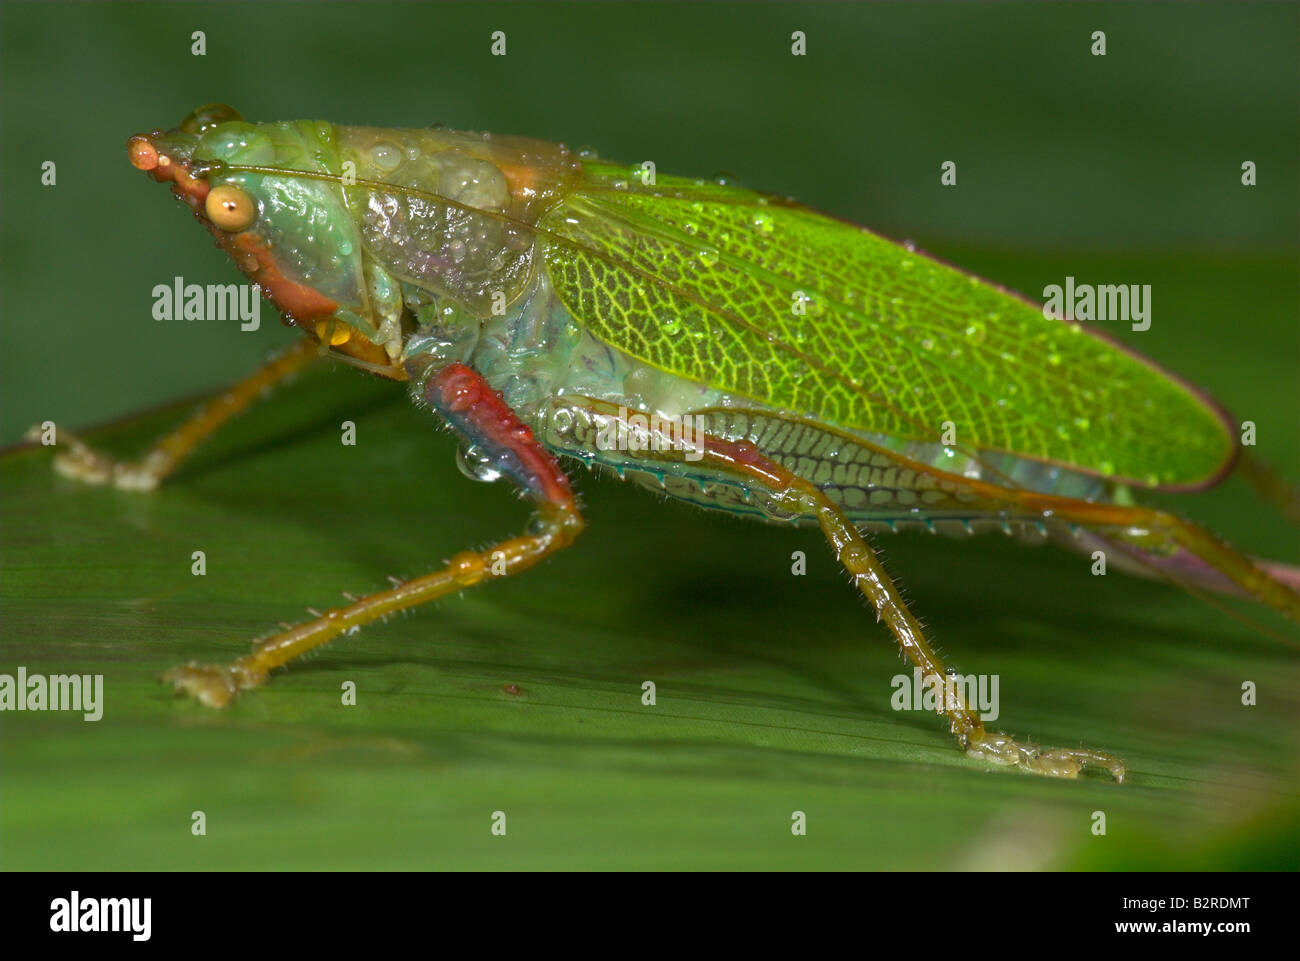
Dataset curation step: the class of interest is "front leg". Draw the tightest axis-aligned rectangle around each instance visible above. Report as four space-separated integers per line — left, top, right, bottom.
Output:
166 363 584 706
33 338 318 491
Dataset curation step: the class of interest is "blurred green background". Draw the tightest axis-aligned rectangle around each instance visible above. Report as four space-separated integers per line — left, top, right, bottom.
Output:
1 1 1296 870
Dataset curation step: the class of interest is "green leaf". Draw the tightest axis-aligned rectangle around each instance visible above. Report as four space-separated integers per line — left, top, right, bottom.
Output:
3 323 1296 869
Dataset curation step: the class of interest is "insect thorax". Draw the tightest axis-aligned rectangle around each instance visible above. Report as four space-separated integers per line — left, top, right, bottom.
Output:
338 125 582 322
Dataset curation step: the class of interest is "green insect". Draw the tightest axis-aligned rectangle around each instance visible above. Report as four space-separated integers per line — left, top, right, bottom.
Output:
48 104 1300 781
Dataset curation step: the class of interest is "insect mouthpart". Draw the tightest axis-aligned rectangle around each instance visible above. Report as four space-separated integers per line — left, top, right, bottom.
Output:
127 132 210 211
126 135 161 172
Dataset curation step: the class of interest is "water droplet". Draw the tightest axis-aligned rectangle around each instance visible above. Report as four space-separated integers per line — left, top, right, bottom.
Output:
578 146 599 160
712 171 738 186
682 222 698 236
662 317 681 336
751 211 774 236
456 444 503 484
964 321 986 344
900 258 914 270
369 142 402 172
697 247 719 267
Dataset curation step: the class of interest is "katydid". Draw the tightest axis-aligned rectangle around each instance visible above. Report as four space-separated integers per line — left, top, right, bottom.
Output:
46 104 1300 781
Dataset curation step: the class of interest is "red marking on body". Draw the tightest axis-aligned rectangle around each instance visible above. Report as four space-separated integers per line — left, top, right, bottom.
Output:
430 364 575 509
222 231 337 322
699 434 793 489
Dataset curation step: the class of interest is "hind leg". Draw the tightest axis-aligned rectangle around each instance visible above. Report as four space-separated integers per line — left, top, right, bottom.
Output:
570 400 1126 780
1003 491 1300 624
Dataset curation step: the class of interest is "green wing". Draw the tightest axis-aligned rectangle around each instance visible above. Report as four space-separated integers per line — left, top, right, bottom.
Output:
538 162 1235 490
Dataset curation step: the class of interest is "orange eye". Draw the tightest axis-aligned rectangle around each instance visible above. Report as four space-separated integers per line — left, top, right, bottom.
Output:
204 184 256 231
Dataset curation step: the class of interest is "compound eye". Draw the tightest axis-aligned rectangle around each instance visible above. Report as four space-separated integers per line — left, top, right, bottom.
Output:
205 184 256 231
